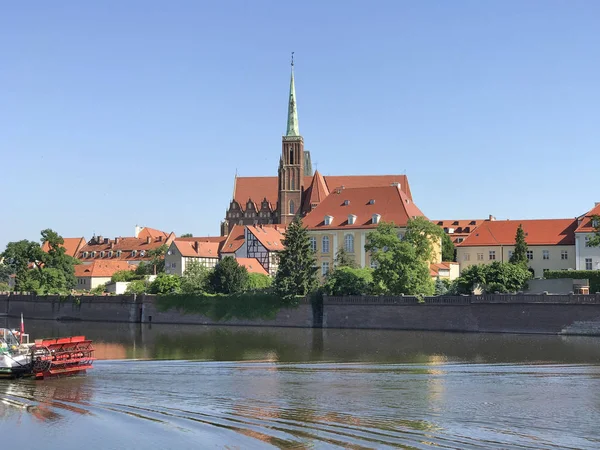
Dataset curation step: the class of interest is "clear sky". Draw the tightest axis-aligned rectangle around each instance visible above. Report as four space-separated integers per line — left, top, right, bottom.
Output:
2 1 600 249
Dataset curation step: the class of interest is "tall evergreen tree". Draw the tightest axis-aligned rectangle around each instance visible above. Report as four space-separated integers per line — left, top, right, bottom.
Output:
334 247 357 268
509 224 528 265
274 217 318 302
208 256 249 294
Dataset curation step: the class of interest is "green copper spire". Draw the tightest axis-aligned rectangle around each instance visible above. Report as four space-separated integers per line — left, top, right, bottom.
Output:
286 52 300 137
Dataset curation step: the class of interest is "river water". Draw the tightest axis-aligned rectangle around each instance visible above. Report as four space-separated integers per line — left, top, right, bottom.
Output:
1 320 600 449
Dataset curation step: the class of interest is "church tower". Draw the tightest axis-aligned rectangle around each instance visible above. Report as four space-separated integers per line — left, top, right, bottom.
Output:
277 55 305 224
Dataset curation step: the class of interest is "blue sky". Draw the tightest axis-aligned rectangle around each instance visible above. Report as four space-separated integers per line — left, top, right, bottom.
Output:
2 1 599 249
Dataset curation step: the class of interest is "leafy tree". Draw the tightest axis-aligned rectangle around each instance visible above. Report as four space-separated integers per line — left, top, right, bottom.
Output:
0 264 14 284
90 283 107 295
1 240 44 291
39 228 79 290
180 260 210 294
403 216 444 263
366 222 434 295
586 215 600 247
441 233 456 262
434 277 449 295
334 247 357 268
273 217 318 301
149 273 181 294
0 282 10 292
125 279 147 295
208 256 249 294
111 270 138 283
324 267 373 296
453 262 531 294
248 273 272 290
180 233 193 238
509 224 528 265
137 244 169 275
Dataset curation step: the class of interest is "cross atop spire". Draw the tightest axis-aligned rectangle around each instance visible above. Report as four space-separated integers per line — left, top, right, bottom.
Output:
286 52 300 137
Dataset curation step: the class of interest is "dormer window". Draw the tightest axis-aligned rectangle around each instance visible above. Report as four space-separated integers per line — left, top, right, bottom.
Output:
100 251 105 258
592 218 599 228
131 250 137 257
108 251 113 258
324 215 334 226
140 250 146 257
372 214 381 224
82 251 88 258
116 250 122 257
368 199 375 205
91 251 96 258
343 200 350 206
348 214 357 225
448 228 455 234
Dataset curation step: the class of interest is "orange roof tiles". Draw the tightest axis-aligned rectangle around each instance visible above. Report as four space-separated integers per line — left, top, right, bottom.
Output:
575 203 600 233
137 227 170 241
457 219 577 247
41 237 86 258
432 219 487 244
221 225 246 254
74 261 136 278
246 225 287 251
233 174 412 211
236 258 269 275
430 262 457 277
173 237 225 258
304 171 330 210
303 185 425 230
78 231 175 262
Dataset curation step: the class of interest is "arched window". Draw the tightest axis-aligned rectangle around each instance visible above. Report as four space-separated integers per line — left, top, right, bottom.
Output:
322 236 330 253
289 148 294 164
289 200 295 215
344 234 354 253
290 170 295 190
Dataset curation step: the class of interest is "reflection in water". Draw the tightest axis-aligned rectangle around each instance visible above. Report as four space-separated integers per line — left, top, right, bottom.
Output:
0 319 599 449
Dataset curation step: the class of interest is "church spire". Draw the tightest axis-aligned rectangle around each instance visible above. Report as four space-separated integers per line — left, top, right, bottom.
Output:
286 52 300 137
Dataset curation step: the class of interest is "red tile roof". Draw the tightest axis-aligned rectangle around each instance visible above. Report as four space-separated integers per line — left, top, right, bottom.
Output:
233 174 412 211
78 231 175 262
41 237 86 258
432 219 487 244
575 203 600 233
429 262 457 277
74 261 136 278
172 237 225 258
304 171 330 211
457 219 577 247
246 225 287 251
303 185 425 230
137 227 170 241
221 225 246 254
236 258 269 275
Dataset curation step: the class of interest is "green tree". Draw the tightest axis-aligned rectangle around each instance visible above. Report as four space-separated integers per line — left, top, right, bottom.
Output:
1 240 43 291
248 273 272 290
0 282 11 292
324 267 373 296
509 224 528 265
403 216 444 263
111 270 138 283
453 262 531 294
366 222 434 295
208 256 249 294
138 244 169 275
441 233 456 262
149 273 181 294
0 264 14 284
273 217 318 301
180 260 210 294
434 277 448 295
39 228 79 290
180 233 193 238
125 279 147 295
90 283 107 295
334 247 357 268
586 215 600 247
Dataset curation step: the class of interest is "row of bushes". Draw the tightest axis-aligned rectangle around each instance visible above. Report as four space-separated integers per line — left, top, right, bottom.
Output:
544 270 600 293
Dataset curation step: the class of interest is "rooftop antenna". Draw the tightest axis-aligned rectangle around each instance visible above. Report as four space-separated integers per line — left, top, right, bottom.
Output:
291 51 294 67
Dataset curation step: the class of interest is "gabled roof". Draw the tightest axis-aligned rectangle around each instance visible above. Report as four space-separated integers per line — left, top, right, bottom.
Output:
576 203 600 233
246 225 286 251
221 225 246 253
172 237 225 258
232 174 412 211
41 237 86 258
430 262 457 277
74 261 135 278
78 232 175 262
304 170 330 212
236 258 269 275
303 185 425 230
137 227 170 241
457 219 577 247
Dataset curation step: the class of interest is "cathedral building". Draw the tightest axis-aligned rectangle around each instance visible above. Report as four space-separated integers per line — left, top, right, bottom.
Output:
221 60 412 236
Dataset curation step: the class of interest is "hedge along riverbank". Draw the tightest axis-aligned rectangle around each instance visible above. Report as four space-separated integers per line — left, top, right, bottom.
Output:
544 270 600 293
154 291 303 321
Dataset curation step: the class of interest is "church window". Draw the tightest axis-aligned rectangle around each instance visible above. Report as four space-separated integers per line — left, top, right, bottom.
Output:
344 234 355 253
289 147 294 164
322 236 330 253
289 200 295 215
291 171 296 190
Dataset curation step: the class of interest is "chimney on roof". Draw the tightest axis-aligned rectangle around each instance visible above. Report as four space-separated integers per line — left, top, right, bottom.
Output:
97 235 103 243
135 225 142 238
114 237 119 245
146 236 151 244
194 241 199 252
488 215 496 221
158 236 162 242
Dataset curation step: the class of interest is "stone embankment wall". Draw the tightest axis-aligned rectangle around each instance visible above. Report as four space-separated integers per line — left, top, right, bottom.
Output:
2 293 600 335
